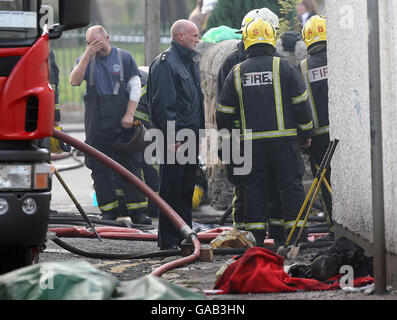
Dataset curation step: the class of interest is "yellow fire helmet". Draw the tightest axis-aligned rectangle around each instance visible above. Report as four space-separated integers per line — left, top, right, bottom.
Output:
236 7 280 34
302 15 327 49
242 17 277 50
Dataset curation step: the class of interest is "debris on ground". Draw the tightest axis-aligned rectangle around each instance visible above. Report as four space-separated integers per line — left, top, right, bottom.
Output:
210 246 374 295
210 228 255 249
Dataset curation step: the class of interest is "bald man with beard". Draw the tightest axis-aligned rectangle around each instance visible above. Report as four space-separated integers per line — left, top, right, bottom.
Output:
147 20 205 250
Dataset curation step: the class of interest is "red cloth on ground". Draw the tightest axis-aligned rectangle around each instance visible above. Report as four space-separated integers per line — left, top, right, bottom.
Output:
214 247 374 294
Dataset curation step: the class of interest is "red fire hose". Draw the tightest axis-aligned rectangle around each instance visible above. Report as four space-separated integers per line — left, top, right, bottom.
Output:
49 226 232 243
52 128 201 277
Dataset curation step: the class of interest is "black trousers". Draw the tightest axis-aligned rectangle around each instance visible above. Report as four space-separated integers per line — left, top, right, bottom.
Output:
157 161 197 248
84 91 146 217
243 139 306 235
142 159 159 217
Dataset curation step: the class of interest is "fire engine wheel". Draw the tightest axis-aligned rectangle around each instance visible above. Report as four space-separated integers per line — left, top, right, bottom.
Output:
0 246 33 275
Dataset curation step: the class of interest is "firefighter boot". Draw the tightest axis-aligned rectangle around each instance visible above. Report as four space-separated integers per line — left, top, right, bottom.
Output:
251 230 267 247
129 209 152 225
268 225 285 246
100 210 119 221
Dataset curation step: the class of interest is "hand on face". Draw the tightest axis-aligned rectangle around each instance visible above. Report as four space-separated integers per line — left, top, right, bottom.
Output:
86 39 105 58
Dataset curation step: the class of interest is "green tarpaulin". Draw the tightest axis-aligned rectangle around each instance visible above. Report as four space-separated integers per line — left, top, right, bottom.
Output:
202 25 241 43
0 261 207 300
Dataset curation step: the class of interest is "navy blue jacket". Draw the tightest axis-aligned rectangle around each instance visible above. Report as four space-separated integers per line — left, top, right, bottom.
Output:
147 41 205 136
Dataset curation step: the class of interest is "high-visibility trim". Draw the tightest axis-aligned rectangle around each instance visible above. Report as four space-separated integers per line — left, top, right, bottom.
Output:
234 63 247 131
233 120 241 128
216 104 237 114
273 57 284 130
126 201 148 210
235 57 298 141
55 104 61 110
135 110 150 123
292 90 309 104
245 222 267 231
115 189 125 197
233 222 246 230
140 85 147 97
268 218 285 226
300 59 320 130
314 125 329 136
299 120 314 131
241 128 297 140
284 220 305 229
100 200 119 212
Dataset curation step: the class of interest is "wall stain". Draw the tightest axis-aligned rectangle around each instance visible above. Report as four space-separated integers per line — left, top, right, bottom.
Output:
354 89 362 125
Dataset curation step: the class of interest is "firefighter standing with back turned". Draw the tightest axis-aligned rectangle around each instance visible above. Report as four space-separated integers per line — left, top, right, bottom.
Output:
299 15 332 224
217 8 286 244
217 18 314 246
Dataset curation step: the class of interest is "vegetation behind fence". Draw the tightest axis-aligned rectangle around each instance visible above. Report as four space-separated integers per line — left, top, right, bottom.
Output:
52 28 170 107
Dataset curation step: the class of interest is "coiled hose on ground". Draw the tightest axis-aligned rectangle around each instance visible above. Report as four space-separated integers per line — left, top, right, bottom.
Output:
52 128 201 277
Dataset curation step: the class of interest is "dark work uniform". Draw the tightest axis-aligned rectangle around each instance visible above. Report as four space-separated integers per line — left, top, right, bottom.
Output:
217 45 314 244
148 41 205 249
74 47 147 221
299 45 332 219
217 41 285 241
134 69 159 218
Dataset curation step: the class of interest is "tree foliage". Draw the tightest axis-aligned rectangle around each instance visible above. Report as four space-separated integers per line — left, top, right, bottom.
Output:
206 0 282 30
206 0 300 33
278 0 300 33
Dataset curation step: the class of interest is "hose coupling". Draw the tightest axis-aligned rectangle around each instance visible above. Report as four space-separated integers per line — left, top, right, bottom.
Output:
180 225 198 242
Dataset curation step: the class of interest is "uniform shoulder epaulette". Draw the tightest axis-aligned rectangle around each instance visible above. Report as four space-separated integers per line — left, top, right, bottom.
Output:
160 51 170 62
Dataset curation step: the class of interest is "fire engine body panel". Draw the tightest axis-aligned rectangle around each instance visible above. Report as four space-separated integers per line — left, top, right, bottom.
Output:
0 0 91 272
0 1 52 250
0 35 54 140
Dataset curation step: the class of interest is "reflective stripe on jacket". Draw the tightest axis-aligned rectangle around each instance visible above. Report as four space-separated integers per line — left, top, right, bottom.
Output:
217 54 313 141
299 49 329 137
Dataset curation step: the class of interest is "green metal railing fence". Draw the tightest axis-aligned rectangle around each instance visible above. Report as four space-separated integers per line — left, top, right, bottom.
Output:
51 27 171 107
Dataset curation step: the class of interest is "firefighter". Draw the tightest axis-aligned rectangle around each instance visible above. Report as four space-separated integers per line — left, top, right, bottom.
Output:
134 67 159 219
217 18 314 245
147 20 205 250
299 15 332 220
216 8 285 243
70 25 151 225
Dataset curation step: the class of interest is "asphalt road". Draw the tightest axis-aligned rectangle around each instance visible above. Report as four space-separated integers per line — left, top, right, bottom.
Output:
43 125 237 297
40 125 397 303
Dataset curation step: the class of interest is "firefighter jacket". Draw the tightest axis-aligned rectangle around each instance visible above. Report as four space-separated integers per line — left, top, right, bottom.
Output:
217 49 314 141
217 41 247 101
299 47 329 137
147 41 205 136
134 69 152 128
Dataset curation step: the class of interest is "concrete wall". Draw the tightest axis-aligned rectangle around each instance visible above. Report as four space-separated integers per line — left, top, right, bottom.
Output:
325 0 397 257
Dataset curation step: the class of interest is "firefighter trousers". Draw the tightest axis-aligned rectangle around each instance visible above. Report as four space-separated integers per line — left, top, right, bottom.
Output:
84 91 147 219
157 137 198 249
243 139 306 241
142 158 159 217
157 161 197 249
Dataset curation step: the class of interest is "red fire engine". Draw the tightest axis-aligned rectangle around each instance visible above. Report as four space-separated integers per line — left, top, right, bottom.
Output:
0 0 90 273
